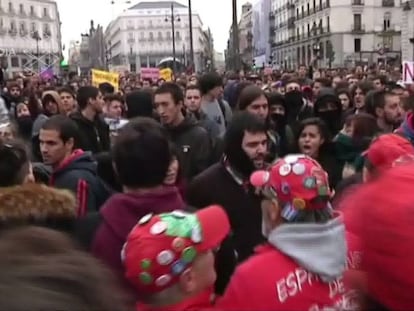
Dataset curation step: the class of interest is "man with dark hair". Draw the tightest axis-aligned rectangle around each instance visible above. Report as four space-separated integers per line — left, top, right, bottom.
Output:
70 86 110 154
187 112 268 291
98 82 115 96
154 82 212 180
39 115 111 216
372 75 387 91
198 73 232 136
58 86 76 116
92 117 185 274
312 77 332 98
367 90 402 133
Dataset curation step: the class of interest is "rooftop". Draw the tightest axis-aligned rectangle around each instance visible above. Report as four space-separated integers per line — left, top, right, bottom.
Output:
128 1 187 10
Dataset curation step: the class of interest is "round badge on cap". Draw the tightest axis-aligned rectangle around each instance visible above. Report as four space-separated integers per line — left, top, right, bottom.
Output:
139 272 153 285
182 246 197 263
279 164 292 176
157 250 175 266
292 198 306 210
191 227 202 243
281 182 290 195
150 221 167 235
284 155 300 164
140 259 152 270
171 210 188 219
155 274 172 287
138 213 153 226
303 176 317 189
292 162 306 175
171 260 186 275
172 237 186 252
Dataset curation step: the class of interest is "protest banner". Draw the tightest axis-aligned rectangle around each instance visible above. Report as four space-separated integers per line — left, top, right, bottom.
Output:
402 61 414 84
91 69 120 92
141 68 160 81
160 68 173 82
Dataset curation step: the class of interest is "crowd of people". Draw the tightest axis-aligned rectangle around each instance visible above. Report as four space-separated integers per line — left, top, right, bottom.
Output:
0 64 413 310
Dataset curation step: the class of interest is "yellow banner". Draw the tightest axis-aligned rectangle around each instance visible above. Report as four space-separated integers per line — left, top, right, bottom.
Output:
91 69 119 92
160 68 173 82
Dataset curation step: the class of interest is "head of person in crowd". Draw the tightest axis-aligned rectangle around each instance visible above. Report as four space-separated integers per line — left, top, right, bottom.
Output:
346 75 359 90
125 89 154 119
123 207 230 308
270 81 285 94
76 86 105 118
14 103 33 141
58 86 76 116
314 88 343 135
336 88 353 111
157 78 166 87
352 81 374 112
0 226 134 311
154 82 185 127
344 112 379 144
184 85 202 114
142 78 152 89
387 81 409 101
341 162 414 310
331 75 343 89
0 122 17 142
224 112 268 177
163 143 182 187
188 75 198 86
0 139 34 187
95 152 122 192
99 82 115 96
6 81 21 102
366 90 402 132
296 117 331 160
267 92 287 129
104 94 124 119
372 75 387 91
297 64 308 79
238 85 269 121
312 77 331 98
41 90 62 117
234 81 253 105
198 72 223 101
113 117 171 193
39 115 79 169
362 133 414 182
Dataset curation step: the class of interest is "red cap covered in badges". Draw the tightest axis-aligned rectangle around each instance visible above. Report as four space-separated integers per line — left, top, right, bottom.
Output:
250 154 332 220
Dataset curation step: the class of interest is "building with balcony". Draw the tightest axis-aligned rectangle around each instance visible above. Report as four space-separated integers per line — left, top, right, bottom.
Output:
239 2 254 69
104 1 209 73
0 0 62 75
269 0 404 69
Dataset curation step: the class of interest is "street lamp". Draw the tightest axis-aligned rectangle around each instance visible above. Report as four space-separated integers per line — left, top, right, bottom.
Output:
188 0 194 72
165 2 181 74
32 30 41 74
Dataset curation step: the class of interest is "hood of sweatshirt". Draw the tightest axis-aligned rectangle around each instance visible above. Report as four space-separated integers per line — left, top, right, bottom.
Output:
100 186 185 242
267 214 347 282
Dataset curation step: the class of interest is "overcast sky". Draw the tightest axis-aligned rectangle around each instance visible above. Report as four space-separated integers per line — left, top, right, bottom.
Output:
56 0 250 55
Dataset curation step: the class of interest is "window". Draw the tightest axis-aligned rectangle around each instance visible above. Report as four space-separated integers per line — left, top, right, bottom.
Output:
307 3 310 15
10 20 16 30
128 32 133 39
21 58 27 66
166 31 171 39
19 21 25 31
307 23 310 36
149 32 154 40
11 57 19 67
313 0 316 11
43 7 48 17
354 14 361 27
140 32 145 39
8 2 12 12
176 31 180 39
327 16 330 31
19 4 24 14
301 5 304 16
354 38 361 52
158 31 162 39
31 22 37 33
296 8 299 18
30 5 34 15
383 12 391 30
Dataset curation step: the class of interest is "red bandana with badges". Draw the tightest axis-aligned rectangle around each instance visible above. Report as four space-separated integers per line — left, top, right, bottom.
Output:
250 154 332 221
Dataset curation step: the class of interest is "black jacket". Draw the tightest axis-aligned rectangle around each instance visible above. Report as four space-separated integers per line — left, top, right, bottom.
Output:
50 151 112 216
166 117 212 180
70 112 110 154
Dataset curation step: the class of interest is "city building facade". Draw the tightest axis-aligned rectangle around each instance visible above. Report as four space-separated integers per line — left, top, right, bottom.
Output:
104 1 209 73
270 0 404 69
0 0 62 75
239 2 254 68
401 0 414 62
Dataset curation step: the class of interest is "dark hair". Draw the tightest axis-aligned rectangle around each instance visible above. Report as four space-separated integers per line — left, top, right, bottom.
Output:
57 86 74 98
77 86 99 110
154 82 184 106
373 75 387 85
105 94 125 105
336 88 354 108
198 73 223 95
346 113 379 144
125 90 154 119
185 84 201 93
234 81 254 106
296 117 331 145
224 112 267 156
0 226 134 311
41 115 79 145
0 139 30 187
366 90 396 117
98 82 115 95
314 78 332 88
238 85 266 111
267 92 286 108
112 117 171 188
352 81 374 97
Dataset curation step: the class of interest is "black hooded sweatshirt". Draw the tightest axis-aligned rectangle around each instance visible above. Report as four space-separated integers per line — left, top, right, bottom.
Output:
314 88 343 136
166 116 212 181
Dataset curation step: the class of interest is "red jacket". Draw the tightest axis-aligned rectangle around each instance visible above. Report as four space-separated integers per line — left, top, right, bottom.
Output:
215 232 361 311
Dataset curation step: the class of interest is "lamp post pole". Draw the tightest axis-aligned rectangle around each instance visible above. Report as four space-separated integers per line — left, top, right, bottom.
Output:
171 2 177 75
188 0 194 72
232 0 240 71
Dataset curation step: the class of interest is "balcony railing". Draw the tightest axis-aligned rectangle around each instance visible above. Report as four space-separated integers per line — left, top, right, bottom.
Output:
351 24 365 32
288 17 295 28
382 0 394 6
352 0 364 4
